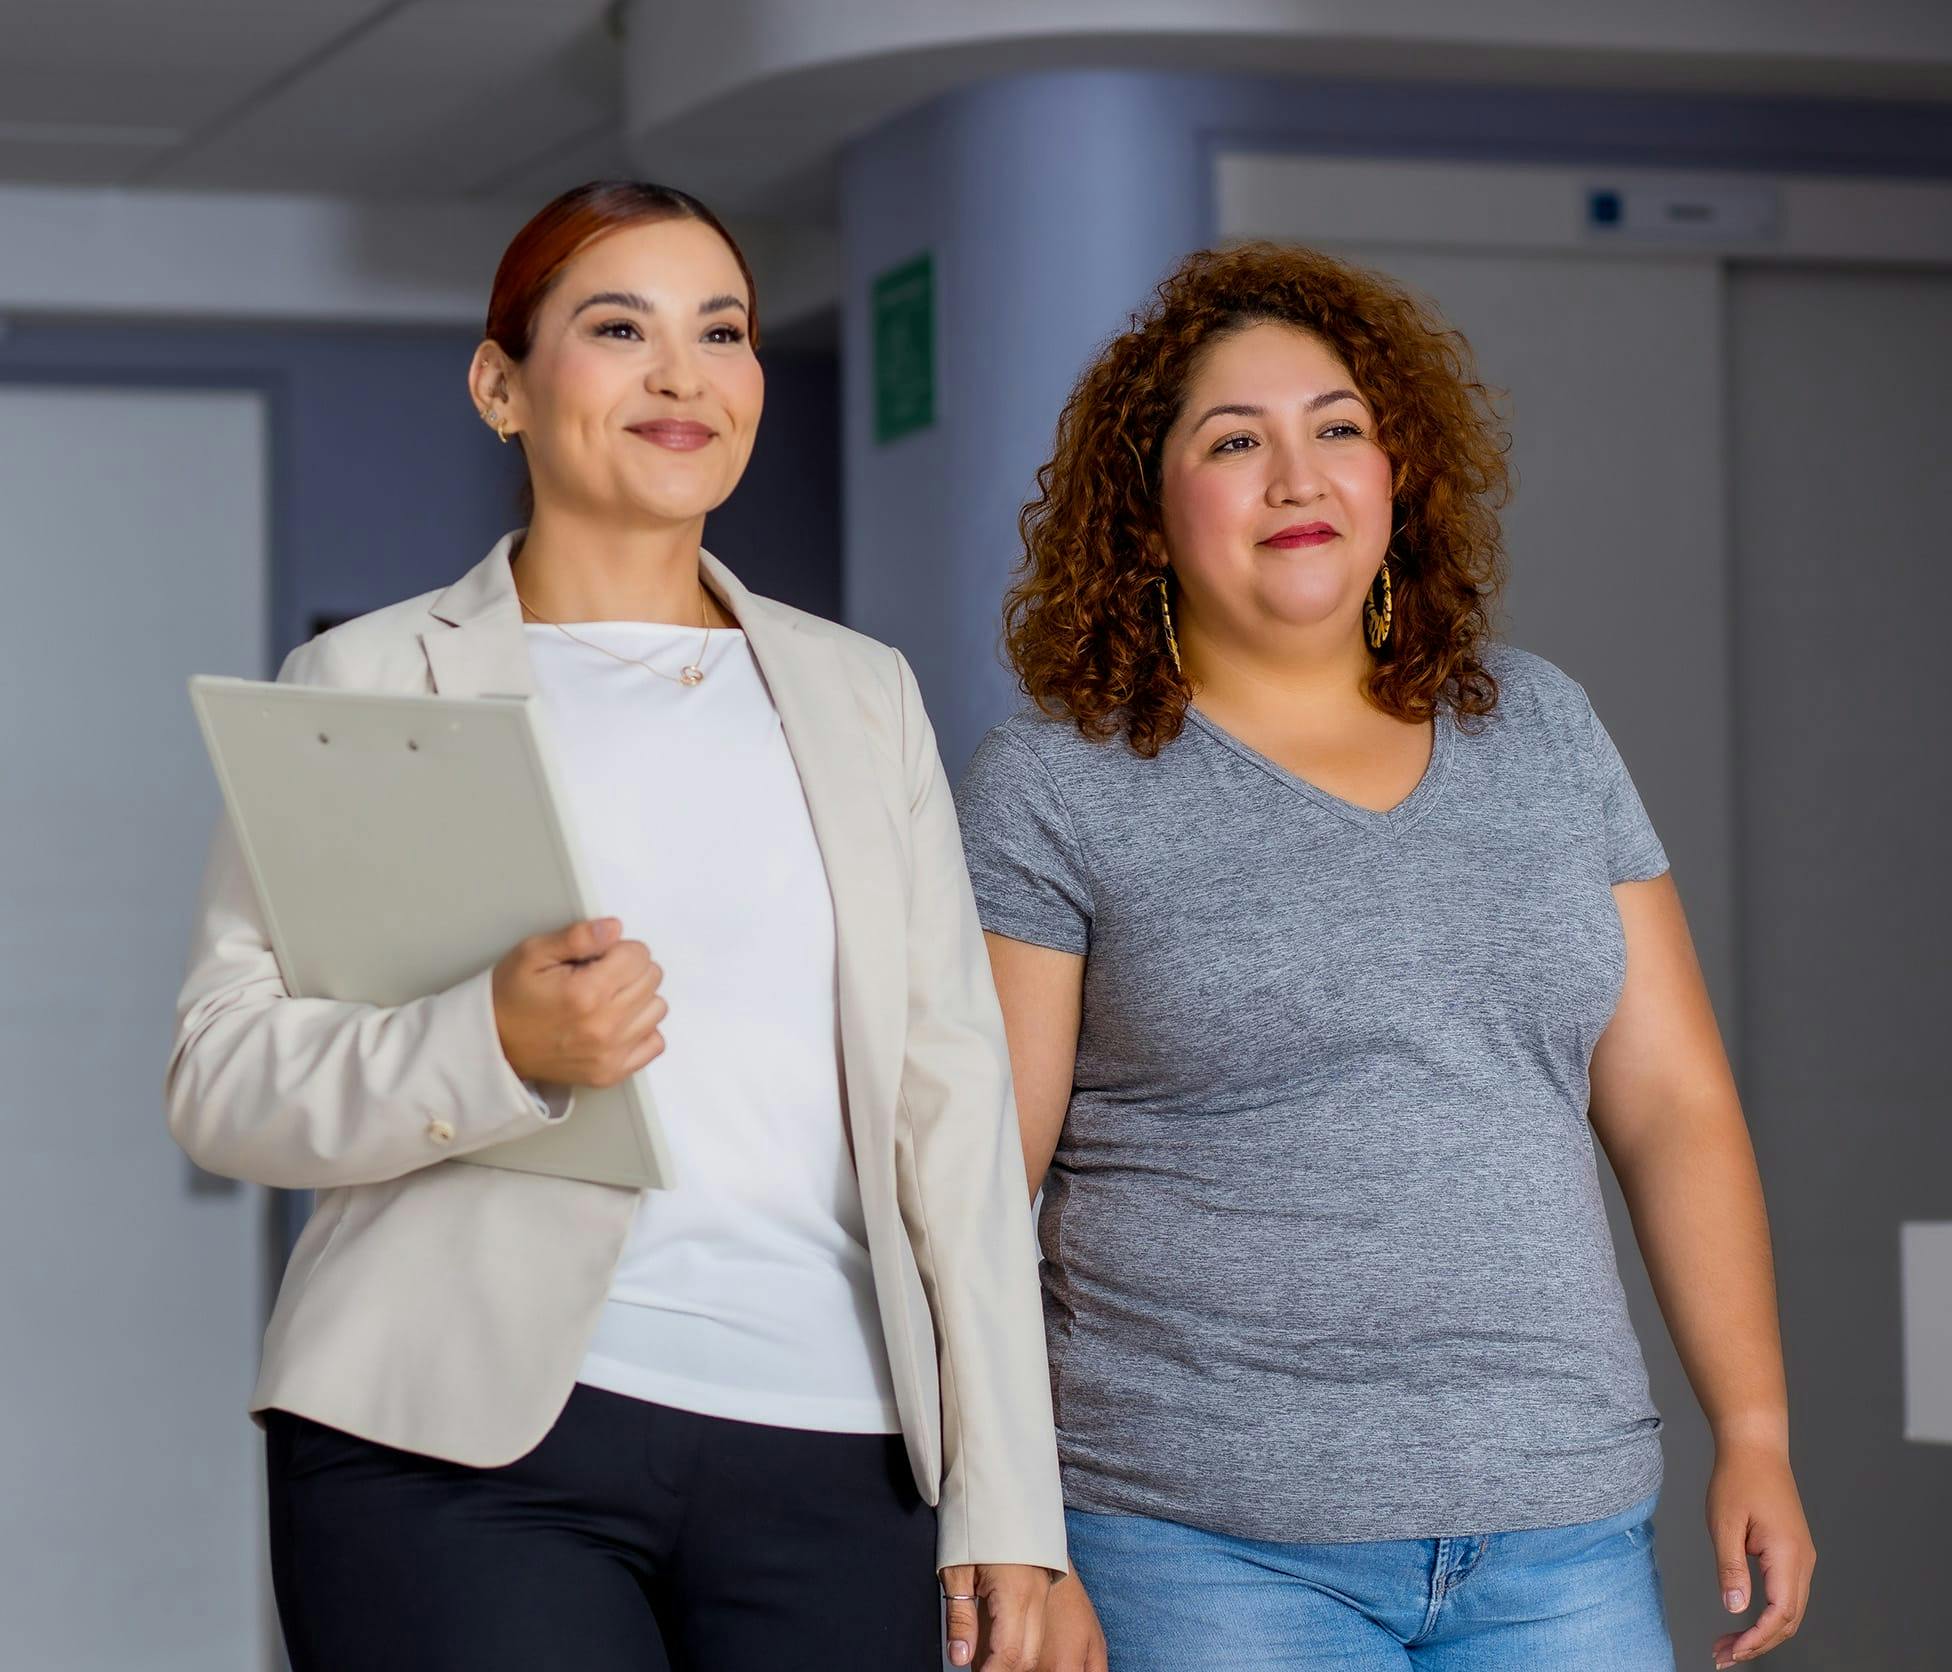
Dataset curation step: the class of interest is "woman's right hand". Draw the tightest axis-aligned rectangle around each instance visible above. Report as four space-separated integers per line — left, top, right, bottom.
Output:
491 917 667 1088
1042 1571 1109 1672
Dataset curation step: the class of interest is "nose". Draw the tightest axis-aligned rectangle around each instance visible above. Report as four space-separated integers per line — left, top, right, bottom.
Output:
640 321 706 401
1264 437 1327 507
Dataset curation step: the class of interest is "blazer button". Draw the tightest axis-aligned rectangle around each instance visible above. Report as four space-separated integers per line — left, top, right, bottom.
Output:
427 1119 456 1144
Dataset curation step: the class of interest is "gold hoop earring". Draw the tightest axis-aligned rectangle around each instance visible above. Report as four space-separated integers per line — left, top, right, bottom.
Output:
1155 574 1184 675
479 404 512 444
1364 557 1394 650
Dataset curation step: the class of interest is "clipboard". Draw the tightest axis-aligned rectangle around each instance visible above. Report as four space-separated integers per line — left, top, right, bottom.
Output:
188 675 672 1191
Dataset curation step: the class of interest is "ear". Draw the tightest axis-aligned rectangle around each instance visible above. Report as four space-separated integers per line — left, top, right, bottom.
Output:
467 342 519 426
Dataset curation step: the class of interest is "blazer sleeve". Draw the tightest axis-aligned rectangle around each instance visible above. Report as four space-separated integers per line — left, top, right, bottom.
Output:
163 635 572 1190
889 649 1069 1578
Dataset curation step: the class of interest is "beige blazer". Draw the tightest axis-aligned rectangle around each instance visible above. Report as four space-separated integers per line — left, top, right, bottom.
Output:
166 533 1066 1575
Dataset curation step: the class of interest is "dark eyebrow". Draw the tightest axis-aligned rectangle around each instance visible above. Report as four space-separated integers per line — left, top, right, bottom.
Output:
1190 388 1364 428
1191 402 1264 428
568 290 749 320
570 290 653 319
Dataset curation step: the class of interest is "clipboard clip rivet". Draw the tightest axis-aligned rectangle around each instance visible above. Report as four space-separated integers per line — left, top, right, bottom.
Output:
407 739 419 751
316 733 329 745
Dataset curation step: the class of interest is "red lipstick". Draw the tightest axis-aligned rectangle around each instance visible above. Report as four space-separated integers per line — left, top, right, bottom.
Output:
1260 522 1337 548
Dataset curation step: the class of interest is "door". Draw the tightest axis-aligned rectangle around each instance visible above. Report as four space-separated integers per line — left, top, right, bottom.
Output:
0 383 271 1670
1726 264 1952 1668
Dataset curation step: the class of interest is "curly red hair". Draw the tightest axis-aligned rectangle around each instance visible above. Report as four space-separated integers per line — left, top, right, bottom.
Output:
1006 242 1510 756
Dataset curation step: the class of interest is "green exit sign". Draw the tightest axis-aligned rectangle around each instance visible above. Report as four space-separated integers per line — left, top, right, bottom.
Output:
873 253 935 444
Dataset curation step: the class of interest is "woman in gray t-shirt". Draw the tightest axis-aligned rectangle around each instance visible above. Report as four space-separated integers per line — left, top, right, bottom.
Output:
955 244 1813 1672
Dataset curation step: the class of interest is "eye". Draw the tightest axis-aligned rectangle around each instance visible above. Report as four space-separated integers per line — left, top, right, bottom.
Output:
702 323 747 345
1321 420 1366 439
1211 433 1257 454
593 319 642 340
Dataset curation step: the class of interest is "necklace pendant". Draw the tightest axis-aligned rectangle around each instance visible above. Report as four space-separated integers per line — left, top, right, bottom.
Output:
680 664 705 687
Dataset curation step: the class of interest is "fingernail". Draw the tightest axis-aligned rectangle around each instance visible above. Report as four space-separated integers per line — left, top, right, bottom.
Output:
950 1643 970 1666
1724 1589 1746 1610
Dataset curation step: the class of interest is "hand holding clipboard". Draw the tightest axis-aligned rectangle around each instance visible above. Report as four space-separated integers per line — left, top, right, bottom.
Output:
490 915 669 1099
188 676 673 1190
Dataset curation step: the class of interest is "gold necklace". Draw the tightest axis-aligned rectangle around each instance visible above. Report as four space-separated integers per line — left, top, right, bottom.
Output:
514 582 715 688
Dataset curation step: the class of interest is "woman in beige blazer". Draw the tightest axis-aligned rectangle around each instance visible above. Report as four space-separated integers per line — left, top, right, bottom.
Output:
166 180 1062 1672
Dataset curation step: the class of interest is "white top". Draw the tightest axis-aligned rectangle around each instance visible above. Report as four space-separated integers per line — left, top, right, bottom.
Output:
526 619 901 1434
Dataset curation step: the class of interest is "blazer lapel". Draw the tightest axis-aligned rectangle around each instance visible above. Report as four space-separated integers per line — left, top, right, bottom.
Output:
701 551 908 1164
420 531 535 699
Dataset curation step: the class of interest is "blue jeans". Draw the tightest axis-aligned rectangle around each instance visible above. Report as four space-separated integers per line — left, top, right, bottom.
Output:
1065 1492 1674 1670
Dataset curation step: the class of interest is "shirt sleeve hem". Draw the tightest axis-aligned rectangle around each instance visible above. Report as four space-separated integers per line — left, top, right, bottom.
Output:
1610 850 1672 885
971 909 1089 957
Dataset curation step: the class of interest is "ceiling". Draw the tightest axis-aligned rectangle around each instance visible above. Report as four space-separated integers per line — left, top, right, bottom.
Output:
6 0 1950 229
11 0 1952 213
0 0 635 199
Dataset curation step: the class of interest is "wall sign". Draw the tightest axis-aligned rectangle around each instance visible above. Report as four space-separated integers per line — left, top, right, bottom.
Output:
872 253 935 444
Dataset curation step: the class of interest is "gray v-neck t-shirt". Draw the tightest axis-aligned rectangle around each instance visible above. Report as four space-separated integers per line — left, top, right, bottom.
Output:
954 644 1668 1542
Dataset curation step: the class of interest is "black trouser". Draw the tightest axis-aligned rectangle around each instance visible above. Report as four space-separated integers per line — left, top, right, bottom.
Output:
266 1383 940 1671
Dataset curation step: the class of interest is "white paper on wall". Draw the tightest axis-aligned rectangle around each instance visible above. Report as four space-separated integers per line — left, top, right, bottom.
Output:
1902 1222 1952 1445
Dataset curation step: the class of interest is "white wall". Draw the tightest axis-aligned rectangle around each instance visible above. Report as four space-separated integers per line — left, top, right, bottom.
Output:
0 384 271 1671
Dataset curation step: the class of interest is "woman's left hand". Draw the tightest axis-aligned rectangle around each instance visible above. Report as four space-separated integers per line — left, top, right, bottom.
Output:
940 1562 1051 1669
1707 1440 1815 1667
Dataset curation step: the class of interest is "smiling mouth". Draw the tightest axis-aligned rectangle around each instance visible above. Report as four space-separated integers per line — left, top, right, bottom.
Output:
628 420 715 451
